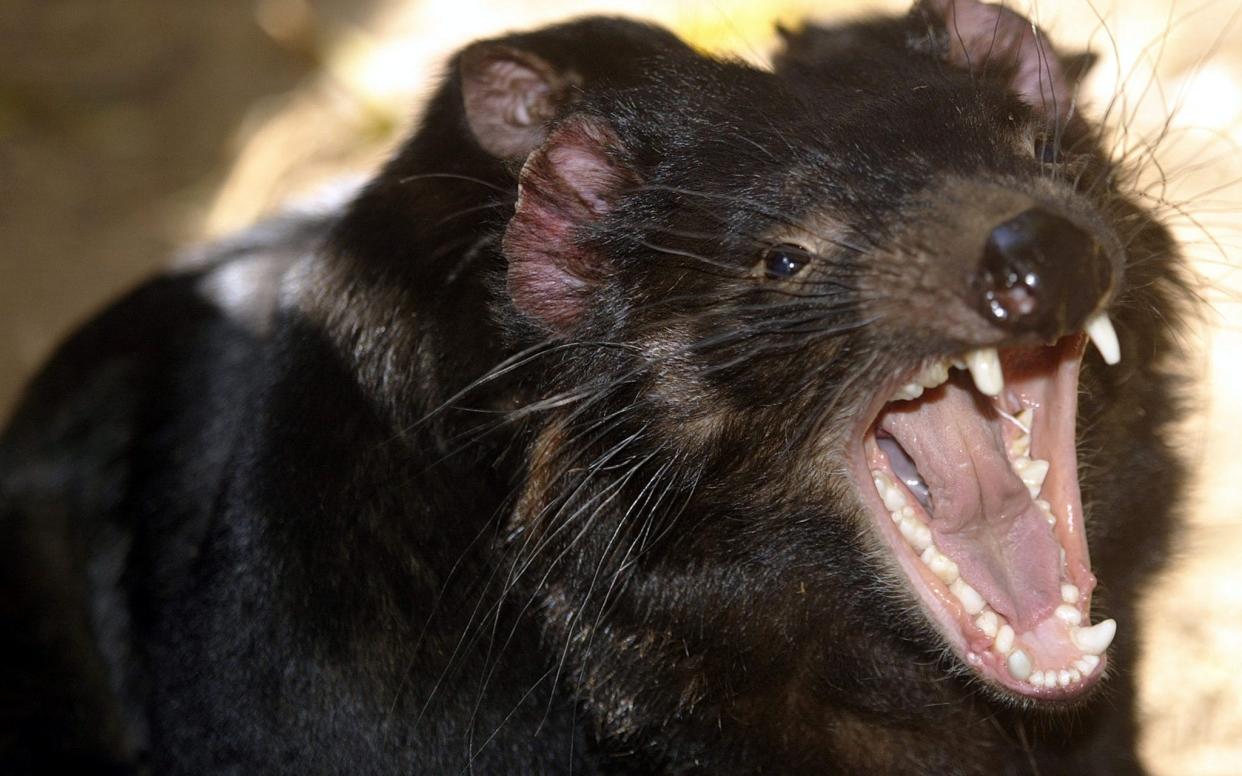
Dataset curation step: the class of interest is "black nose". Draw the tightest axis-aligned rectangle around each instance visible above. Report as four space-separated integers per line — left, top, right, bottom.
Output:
973 208 1109 340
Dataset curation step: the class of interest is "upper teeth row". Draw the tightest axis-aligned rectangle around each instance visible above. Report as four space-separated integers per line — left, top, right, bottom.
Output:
890 313 1121 402
892 348 1002 401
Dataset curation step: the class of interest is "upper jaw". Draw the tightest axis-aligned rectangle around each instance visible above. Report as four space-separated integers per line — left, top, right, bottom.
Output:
846 317 1121 701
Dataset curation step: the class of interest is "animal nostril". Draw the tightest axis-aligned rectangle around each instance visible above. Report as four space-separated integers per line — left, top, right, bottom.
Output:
974 207 1106 339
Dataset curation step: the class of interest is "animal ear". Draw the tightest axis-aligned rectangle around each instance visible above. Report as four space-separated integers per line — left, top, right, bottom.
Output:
502 115 638 333
1060 50 1099 84
459 43 576 159
918 0 1081 122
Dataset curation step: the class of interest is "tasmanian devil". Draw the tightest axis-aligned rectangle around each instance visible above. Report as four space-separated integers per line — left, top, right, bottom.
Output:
0 2 1189 774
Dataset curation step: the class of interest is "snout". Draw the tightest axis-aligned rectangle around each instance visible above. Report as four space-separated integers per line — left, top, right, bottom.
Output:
972 208 1113 341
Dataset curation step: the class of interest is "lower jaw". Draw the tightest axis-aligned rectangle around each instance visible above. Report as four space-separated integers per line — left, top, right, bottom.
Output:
847 339 1114 701
855 455 1107 701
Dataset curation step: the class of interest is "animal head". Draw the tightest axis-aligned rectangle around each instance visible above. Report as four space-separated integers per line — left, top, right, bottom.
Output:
490 2 1186 761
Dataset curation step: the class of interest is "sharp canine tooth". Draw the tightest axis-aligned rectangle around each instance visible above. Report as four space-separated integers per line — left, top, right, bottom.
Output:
1079 654 1100 672
1071 619 1117 655
950 578 985 615
1085 312 1121 365
1007 649 1032 681
1055 604 1083 625
995 624 1015 655
964 347 1003 397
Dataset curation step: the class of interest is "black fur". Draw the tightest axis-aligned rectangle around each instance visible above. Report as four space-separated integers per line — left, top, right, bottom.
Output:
0 9 1188 775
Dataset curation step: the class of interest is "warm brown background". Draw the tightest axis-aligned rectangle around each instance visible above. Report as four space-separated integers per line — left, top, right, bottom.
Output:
2 1 1239 772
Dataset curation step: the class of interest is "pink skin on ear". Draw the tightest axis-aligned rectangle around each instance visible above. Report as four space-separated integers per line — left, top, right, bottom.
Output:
503 117 638 333
924 0 1076 124
460 44 569 159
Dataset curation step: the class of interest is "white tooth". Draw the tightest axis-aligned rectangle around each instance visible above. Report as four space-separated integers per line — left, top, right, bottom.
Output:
1018 458 1049 498
927 551 959 585
1058 669 1072 688
1085 312 1121 365
873 471 894 497
1068 668 1081 684
918 360 951 389
964 347 1004 397
893 383 924 401
911 523 932 552
1031 670 1046 688
899 516 916 543
1007 649 1032 681
934 557 959 585
950 578 985 615
1061 584 1080 604
1041 503 1056 526
882 485 907 513
1071 619 1117 655
1009 434 1030 458
900 506 915 519
1078 654 1100 673
1016 408 1034 432
975 610 999 638
900 517 932 552
995 624 1015 655
1055 604 1083 625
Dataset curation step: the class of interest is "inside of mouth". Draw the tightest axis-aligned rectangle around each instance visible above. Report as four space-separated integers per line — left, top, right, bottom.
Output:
862 337 1113 696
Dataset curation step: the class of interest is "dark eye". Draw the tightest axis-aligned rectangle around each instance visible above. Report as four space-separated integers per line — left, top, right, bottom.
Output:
1034 134 1061 164
762 243 811 279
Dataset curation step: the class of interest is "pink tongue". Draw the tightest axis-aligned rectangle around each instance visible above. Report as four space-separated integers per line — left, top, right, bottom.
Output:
880 378 1061 631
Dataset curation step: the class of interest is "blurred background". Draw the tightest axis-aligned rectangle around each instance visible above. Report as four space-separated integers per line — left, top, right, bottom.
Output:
1 0 1238 772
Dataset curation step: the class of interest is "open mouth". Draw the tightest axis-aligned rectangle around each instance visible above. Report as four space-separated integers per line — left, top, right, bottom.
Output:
851 314 1121 700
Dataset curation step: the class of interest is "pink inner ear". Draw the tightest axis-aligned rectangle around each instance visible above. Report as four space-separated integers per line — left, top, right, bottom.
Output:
460 45 563 159
503 117 637 333
927 0 1075 123
547 145 621 215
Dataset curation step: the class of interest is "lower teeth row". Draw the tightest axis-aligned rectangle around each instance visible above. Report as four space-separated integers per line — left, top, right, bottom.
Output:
871 410 1116 688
